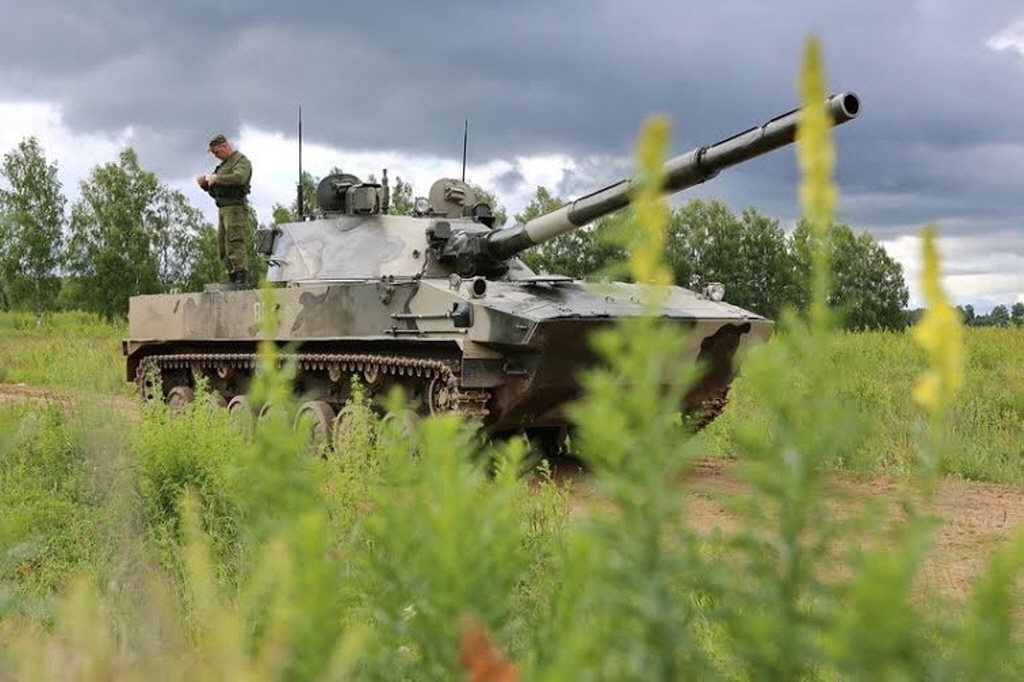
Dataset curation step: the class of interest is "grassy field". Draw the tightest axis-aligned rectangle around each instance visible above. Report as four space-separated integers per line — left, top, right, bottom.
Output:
701 326 1024 485
0 311 127 395
2 311 1020 484
1 307 1021 679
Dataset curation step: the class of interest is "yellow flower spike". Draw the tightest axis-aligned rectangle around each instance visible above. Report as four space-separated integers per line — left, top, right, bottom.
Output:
630 115 673 296
796 37 837 229
796 36 838 328
912 226 964 415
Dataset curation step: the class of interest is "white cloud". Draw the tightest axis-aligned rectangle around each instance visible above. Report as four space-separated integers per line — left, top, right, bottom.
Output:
1 98 1020 313
0 98 578 227
0 100 133 196
882 232 1024 311
986 19 1024 61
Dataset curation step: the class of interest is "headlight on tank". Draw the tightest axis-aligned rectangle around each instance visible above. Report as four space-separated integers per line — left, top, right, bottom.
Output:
413 197 431 215
702 282 726 302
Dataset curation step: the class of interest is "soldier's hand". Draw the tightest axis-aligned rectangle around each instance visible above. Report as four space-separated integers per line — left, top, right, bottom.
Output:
208 173 217 185
196 174 209 188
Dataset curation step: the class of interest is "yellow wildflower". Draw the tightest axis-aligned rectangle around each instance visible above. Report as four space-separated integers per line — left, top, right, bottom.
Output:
912 226 964 413
629 115 673 291
796 36 838 328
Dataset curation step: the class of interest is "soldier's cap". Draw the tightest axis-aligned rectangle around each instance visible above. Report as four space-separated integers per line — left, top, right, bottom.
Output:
208 133 228 150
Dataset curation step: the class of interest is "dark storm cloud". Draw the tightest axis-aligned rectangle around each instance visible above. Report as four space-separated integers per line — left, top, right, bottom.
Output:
1 0 1024 287
493 167 526 196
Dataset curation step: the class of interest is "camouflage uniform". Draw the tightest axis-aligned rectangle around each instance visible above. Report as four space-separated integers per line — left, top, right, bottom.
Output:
205 140 253 283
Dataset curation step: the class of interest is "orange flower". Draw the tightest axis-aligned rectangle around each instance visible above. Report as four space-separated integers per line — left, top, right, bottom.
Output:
459 619 519 682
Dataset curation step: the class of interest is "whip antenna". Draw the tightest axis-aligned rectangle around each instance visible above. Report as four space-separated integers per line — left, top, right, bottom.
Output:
461 119 468 182
297 105 304 219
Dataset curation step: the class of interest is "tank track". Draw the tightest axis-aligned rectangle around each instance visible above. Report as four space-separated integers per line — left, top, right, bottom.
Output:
681 387 730 432
692 391 728 430
135 352 490 418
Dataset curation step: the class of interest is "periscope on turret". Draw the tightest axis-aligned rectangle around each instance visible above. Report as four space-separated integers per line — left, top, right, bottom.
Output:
123 92 861 456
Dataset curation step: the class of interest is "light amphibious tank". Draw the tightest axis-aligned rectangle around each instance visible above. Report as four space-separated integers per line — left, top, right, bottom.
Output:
124 92 860 453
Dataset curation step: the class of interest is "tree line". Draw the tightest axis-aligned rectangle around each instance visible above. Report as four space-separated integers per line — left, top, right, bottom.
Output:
0 137 1017 329
952 303 1024 328
0 138 231 321
513 186 916 330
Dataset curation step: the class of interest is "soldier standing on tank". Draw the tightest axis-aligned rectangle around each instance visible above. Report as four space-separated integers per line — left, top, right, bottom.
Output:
197 134 252 285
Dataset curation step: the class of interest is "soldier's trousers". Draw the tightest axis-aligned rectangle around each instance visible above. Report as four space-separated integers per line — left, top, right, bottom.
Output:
217 204 251 277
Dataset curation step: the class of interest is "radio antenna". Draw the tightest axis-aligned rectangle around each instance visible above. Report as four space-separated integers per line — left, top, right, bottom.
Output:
297 105 304 220
461 119 468 182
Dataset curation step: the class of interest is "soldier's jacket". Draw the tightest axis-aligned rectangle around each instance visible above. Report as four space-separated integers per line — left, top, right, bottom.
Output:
207 151 252 207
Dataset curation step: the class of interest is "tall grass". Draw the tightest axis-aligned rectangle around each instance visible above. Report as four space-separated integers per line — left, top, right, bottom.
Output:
0 403 99 613
3 319 1020 485
0 37 1022 680
0 311 126 394
702 326 1024 484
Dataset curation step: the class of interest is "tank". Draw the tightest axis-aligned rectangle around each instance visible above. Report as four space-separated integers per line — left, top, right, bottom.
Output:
123 92 861 454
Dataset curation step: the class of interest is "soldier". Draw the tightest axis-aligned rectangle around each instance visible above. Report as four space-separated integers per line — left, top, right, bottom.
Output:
197 134 253 285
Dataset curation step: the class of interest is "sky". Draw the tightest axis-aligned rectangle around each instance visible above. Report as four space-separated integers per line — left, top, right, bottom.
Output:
0 0 1022 312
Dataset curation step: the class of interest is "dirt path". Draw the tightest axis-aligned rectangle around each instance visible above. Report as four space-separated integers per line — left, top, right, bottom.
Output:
0 381 135 411
556 457 1024 601
0 382 67 405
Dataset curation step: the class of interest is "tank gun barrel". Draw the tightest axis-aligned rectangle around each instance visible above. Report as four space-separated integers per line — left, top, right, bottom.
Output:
486 91 860 261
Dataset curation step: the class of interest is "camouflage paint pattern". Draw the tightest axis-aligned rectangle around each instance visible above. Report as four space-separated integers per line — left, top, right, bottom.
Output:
125 92 859 435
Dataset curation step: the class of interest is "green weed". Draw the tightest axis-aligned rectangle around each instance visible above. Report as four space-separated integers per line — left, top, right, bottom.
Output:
0 403 98 613
0 311 125 394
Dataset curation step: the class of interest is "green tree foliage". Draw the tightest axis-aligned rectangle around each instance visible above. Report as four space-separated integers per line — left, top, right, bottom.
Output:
66 149 162 319
736 207 801 317
514 185 563 224
666 199 799 318
961 302 1024 327
666 198 738 289
65 148 214 319
389 175 414 215
271 170 318 224
989 304 1010 327
516 186 574 273
0 137 66 321
150 188 214 289
514 188 907 329
184 224 227 291
791 220 909 330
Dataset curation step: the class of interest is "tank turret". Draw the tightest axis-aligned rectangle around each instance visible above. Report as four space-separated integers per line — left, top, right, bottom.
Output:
257 92 858 283
125 91 862 457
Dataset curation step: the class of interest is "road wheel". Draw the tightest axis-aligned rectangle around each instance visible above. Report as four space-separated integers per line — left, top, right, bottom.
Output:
205 391 228 409
332 404 376 458
295 400 335 456
166 386 194 415
227 395 255 436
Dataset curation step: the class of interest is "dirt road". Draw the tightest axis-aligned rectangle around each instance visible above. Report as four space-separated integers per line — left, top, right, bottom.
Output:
559 457 1024 601
0 382 64 404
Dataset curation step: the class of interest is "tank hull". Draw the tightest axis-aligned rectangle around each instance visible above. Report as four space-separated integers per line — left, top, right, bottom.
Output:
124 278 771 433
